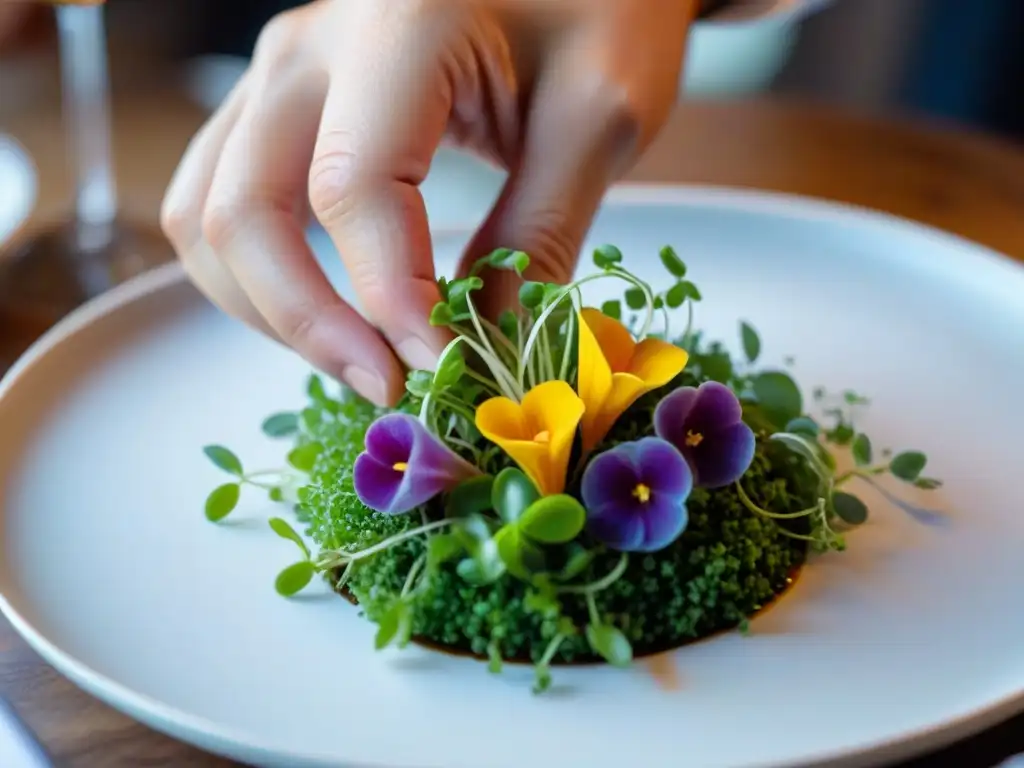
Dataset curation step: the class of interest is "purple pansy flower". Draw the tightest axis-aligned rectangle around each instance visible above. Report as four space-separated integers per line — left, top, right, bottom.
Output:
580 437 692 553
653 381 756 489
353 413 480 515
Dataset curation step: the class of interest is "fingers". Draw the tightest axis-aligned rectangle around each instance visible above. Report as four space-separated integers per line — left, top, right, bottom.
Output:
309 5 455 373
161 71 283 339
458 7 688 317
197 12 405 405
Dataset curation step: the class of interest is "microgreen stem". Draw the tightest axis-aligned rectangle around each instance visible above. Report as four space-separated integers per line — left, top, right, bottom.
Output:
321 519 456 566
463 368 500 396
682 300 694 347
735 482 823 520
834 465 888 486
558 553 629 595
585 592 601 626
335 560 356 591
401 554 426 598
538 632 566 667
558 309 576 381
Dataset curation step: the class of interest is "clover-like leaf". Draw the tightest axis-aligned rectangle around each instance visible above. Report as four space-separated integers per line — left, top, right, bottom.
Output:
831 491 868 525
274 560 315 597
269 517 310 559
518 495 586 544
585 624 633 667
203 445 243 476
890 451 927 481
851 433 872 466
491 468 540 524
601 300 621 320
519 281 545 310
494 525 546 580
204 482 240 522
261 412 298 438
593 244 623 269
427 533 464 570
740 321 761 363
752 371 803 427
659 245 686 277
287 443 322 473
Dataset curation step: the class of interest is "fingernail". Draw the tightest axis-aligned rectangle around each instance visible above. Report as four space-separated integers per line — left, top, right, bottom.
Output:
342 365 388 405
397 336 439 372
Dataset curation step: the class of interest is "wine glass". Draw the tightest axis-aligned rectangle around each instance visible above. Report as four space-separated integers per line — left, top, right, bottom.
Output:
0 0 175 367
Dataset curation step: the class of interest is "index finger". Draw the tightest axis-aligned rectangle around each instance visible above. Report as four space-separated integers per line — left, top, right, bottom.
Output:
308 4 456 372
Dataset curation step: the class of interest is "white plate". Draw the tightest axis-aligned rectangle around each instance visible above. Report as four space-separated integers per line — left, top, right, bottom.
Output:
2 186 1024 768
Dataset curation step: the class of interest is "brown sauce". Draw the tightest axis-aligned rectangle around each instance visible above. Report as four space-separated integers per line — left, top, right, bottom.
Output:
334 563 802 686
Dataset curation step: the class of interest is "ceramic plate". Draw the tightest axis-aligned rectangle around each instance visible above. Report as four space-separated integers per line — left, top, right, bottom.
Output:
1 187 1023 768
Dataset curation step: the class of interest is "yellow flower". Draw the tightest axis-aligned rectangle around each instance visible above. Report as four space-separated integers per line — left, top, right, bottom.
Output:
475 381 585 496
577 307 689 452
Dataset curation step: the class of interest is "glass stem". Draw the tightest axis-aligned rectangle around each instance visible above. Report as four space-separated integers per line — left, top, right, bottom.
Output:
56 4 117 253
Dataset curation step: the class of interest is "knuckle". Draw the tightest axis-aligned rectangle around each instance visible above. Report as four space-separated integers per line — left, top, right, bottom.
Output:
307 141 364 226
200 196 249 252
252 10 304 71
518 210 580 283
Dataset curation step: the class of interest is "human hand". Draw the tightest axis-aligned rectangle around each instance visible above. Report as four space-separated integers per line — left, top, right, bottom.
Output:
161 0 694 405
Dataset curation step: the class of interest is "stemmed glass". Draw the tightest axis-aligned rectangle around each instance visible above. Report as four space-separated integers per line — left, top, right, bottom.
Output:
0 0 175 366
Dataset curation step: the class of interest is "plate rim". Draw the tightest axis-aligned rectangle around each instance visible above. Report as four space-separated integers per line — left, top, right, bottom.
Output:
1 183 1022 768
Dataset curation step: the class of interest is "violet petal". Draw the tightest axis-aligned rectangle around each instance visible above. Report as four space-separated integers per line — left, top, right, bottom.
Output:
690 421 756 488
653 386 700 448
687 381 744 434
586 502 646 551
364 413 415 465
581 444 648 508
635 494 689 552
635 437 692 500
353 453 404 513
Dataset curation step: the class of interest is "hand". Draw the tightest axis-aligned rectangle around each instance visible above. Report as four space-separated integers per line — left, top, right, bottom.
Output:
161 0 694 405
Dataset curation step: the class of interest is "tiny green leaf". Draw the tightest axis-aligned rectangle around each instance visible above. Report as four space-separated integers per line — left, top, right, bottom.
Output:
601 300 621 320
204 483 240 522
653 296 665 310
664 282 687 309
558 545 596 581
518 495 586 544
851 433 872 466
914 477 943 490
532 664 552 694
784 416 819 438
487 641 503 674
697 350 733 384
274 560 315 597
268 486 284 502
585 624 633 667
492 468 540 524
261 412 298 438
436 275 450 301
488 248 530 275
497 310 519 343
269 517 310 559
518 281 546 310
405 369 434 398
523 588 560 617
659 245 686 277
593 244 623 269
429 302 455 327
624 287 646 310
740 322 761 363
299 407 322 432
446 276 484 315
494 525 546 580
374 600 409 650
455 544 505 585
433 349 465 391
287 443 322 473
752 371 803 427
427 533 464 569
446 475 495 518
827 422 855 446
890 451 927 481
203 445 243 476
679 280 702 302
831 491 869 525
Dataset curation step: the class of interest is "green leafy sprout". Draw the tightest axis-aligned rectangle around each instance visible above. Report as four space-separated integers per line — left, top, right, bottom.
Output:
199 243 942 693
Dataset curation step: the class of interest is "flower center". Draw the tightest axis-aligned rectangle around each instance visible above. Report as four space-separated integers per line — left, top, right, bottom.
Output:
392 461 408 472
685 430 704 447
632 483 651 503
533 430 551 444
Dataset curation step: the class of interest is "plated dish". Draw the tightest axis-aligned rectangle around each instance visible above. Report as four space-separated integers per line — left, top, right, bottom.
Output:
202 242 940 693
0 187 1022 768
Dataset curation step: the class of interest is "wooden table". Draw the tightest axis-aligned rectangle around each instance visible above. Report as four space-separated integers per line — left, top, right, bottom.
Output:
2 91 1024 767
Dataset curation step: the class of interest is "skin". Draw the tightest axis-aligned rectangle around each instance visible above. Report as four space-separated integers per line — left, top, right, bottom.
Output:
18 0 692 407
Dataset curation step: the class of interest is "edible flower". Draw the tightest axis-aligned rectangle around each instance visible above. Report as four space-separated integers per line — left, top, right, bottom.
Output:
580 437 692 552
653 381 756 488
475 380 585 496
577 307 688 453
353 413 481 515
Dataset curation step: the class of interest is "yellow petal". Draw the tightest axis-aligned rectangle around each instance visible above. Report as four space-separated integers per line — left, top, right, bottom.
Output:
630 338 689 387
522 381 585 494
580 308 634 371
475 383 585 496
582 372 648 452
476 396 529 441
577 310 613 428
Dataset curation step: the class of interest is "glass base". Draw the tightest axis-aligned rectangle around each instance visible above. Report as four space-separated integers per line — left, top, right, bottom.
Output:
0 219 176 368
